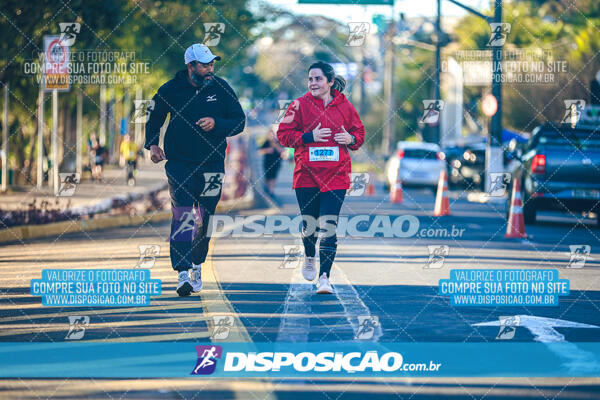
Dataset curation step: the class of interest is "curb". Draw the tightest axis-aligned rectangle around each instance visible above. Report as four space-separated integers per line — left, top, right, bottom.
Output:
0 193 255 245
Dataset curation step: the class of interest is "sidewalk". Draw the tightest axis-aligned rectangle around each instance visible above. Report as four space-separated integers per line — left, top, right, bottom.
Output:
0 162 167 212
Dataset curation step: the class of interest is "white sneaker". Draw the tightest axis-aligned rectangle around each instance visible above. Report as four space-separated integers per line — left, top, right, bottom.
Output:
176 271 193 297
302 256 317 281
189 267 202 292
316 273 333 294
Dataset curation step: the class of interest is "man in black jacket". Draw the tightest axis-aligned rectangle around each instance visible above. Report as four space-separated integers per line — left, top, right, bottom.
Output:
145 43 245 296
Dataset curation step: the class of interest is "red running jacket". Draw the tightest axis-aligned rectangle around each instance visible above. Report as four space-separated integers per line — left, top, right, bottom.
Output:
276 89 365 192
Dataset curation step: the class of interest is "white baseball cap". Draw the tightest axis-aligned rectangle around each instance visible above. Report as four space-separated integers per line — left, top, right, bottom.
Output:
184 44 221 65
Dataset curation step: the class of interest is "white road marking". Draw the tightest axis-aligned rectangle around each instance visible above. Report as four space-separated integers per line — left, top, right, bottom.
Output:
276 264 313 342
332 265 383 341
473 315 600 373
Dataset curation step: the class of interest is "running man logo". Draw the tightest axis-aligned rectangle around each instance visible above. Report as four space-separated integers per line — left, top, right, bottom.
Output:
488 173 511 197
355 315 380 340
561 100 586 125
136 244 160 269
57 173 80 197
201 173 224 197
347 173 370 197
171 207 196 242
132 100 155 123
65 315 89 340
203 23 225 46
487 23 511 47
275 100 295 124
567 245 591 268
496 315 520 340
191 345 222 375
345 22 370 47
58 22 81 47
421 100 444 124
211 316 234 340
281 244 304 269
425 245 449 269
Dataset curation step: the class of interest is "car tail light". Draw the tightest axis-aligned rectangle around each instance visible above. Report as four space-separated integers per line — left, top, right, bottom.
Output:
396 149 404 159
531 154 546 174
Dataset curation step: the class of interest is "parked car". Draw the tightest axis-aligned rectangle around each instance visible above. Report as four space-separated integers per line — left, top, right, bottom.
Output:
384 141 446 193
507 122 600 225
444 143 486 191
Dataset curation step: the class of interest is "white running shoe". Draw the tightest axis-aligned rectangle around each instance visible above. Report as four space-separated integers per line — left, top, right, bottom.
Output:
176 271 193 297
316 272 333 294
189 267 202 292
302 256 317 281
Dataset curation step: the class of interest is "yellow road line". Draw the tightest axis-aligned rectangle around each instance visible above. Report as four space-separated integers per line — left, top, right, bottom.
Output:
201 240 251 343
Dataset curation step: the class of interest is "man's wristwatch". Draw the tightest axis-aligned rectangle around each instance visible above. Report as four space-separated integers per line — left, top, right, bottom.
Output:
349 134 356 145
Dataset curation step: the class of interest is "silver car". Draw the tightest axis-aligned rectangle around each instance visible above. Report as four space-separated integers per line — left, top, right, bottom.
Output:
385 141 446 194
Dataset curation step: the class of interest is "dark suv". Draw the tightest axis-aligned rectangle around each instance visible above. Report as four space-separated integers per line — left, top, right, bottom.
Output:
507 123 600 225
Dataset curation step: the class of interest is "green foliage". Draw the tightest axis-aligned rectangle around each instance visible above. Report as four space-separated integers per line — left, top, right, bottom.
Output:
0 0 261 182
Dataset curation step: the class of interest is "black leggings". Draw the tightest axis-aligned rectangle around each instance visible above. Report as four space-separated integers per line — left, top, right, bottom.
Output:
295 187 346 278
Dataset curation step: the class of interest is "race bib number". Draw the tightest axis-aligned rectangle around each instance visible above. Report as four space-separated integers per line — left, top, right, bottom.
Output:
309 147 339 162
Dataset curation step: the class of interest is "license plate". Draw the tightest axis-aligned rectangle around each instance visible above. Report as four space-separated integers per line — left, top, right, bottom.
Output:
572 189 600 199
309 147 339 162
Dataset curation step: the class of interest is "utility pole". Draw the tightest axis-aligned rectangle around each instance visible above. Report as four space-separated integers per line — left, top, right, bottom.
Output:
1 84 8 192
37 85 44 188
76 90 83 177
433 0 442 144
52 89 59 195
487 0 504 192
382 19 396 155
444 0 504 190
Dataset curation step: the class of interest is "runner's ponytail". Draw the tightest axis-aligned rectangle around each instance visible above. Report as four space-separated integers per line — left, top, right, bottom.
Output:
332 75 346 94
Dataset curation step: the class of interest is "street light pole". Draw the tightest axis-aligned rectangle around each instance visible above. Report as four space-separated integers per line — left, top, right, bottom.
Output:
439 0 504 191
434 0 442 144
487 0 504 192
382 19 396 155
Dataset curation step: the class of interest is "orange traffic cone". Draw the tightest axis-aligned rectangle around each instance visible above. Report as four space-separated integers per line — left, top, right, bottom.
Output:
390 169 403 203
505 178 527 238
366 175 375 196
433 170 451 216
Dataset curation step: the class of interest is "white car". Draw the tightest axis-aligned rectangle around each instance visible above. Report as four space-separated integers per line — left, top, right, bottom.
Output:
384 141 446 193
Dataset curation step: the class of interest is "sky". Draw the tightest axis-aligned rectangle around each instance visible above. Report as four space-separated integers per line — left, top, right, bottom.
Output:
264 0 491 24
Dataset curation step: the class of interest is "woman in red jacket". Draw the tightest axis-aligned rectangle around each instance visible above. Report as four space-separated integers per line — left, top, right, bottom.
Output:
277 61 365 294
